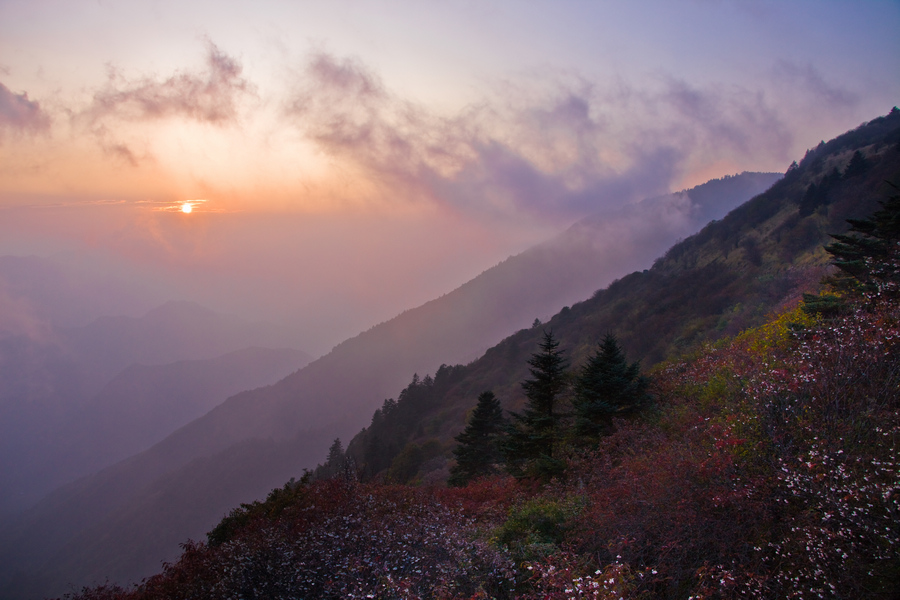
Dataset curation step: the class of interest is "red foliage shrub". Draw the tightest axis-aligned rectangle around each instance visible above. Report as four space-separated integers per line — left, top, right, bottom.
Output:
65 480 517 600
64 301 900 599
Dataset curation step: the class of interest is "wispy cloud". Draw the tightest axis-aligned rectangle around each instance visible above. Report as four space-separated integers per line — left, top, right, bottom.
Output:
0 81 50 140
283 52 796 225
2 45 850 225
772 60 859 111
284 53 674 223
654 76 793 161
76 42 255 165
86 42 254 125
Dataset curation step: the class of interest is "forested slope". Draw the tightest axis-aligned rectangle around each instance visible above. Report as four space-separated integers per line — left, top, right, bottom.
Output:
344 109 900 484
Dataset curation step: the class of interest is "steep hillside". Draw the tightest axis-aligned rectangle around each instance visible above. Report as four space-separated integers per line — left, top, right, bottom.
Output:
71 293 900 600
343 108 900 484
0 301 309 515
59 175 900 599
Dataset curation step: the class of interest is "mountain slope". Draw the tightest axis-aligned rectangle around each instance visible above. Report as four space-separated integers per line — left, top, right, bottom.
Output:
343 109 900 483
0 301 310 515
33 347 310 491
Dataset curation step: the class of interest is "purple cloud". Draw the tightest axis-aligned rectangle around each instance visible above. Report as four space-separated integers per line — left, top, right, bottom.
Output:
283 53 680 223
284 52 797 225
0 81 50 139
659 76 793 161
773 60 859 110
86 42 253 125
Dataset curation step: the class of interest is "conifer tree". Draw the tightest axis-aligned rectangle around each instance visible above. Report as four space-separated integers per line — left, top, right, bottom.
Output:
843 150 871 179
448 391 506 487
502 331 569 479
316 438 345 479
805 183 900 313
572 333 651 440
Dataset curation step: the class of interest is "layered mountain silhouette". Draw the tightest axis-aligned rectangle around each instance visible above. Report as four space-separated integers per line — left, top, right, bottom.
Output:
0 255 160 332
0 294 311 515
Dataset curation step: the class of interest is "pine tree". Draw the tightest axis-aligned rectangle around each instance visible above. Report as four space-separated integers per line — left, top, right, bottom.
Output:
805 183 900 313
502 331 569 479
448 391 506 487
572 333 652 440
843 150 871 179
317 438 345 479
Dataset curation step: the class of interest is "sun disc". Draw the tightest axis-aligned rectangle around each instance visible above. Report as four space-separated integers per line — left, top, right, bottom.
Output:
181 203 192 214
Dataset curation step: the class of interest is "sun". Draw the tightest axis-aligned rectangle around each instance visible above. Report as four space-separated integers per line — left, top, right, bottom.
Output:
181 202 193 214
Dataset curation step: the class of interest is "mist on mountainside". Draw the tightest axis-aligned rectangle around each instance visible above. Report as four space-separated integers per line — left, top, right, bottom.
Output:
522 172 783 324
0 267 312 516
0 256 162 333
347 136 900 489
1 2 896 597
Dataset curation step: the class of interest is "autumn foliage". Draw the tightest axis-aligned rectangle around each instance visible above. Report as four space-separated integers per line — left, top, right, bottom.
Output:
509 298 900 599
65 479 520 599
62 292 900 600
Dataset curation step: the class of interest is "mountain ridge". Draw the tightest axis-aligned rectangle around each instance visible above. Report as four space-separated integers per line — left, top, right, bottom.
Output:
0 298 312 515
339 109 900 485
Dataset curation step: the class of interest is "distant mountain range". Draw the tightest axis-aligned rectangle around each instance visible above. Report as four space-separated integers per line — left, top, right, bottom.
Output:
0 255 161 331
0 295 311 515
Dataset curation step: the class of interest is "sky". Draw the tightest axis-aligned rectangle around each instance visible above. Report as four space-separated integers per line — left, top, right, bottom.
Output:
1 0 898 353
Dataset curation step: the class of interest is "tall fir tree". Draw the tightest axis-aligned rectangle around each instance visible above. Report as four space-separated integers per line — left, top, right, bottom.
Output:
843 150 871 179
572 333 652 440
448 391 506 487
315 438 345 480
502 330 569 479
805 183 900 313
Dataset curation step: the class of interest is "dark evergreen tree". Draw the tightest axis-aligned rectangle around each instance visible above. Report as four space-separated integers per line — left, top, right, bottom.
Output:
572 333 652 440
843 150 871 179
314 438 345 480
502 331 569 479
448 391 506 487
798 182 822 217
326 437 344 465
806 183 900 313
799 167 841 217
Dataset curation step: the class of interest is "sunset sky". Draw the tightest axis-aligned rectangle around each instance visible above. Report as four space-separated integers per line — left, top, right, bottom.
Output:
1 0 898 353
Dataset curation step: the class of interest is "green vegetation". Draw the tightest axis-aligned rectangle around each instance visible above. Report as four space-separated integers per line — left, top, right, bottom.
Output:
502 331 570 479
825 182 900 301
65 260 900 600
340 108 899 486
448 391 506 487
572 333 652 440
